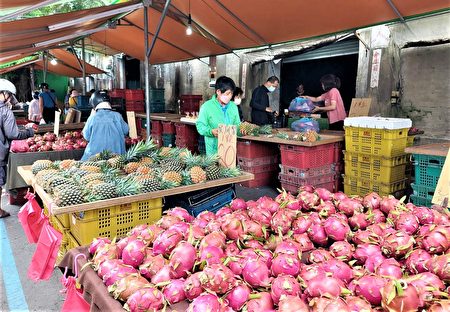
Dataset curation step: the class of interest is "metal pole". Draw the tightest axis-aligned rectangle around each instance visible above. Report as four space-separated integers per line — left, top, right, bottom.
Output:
30 65 35 91
144 2 151 141
43 51 48 83
81 39 87 95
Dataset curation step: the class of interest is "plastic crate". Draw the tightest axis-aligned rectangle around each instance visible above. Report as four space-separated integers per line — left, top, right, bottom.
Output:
150 102 165 113
240 163 279 174
151 134 163 148
162 121 176 134
280 143 335 169
240 171 278 188
126 100 145 112
110 89 126 98
344 126 408 157
187 187 235 217
67 231 80 251
44 203 71 228
70 198 163 245
162 134 176 147
237 140 275 158
180 95 202 113
343 175 407 196
344 117 412 129
149 120 162 134
409 194 432 208
411 183 435 199
343 151 409 184
149 88 165 102
237 155 279 167
412 154 445 188
110 97 125 111
281 180 337 195
280 163 336 179
279 172 335 187
175 123 198 141
125 89 144 101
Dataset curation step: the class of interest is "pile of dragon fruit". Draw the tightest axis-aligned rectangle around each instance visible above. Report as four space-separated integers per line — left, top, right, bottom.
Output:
88 187 450 312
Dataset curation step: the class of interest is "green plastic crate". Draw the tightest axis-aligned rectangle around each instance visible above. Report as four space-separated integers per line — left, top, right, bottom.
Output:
410 194 432 208
412 154 445 188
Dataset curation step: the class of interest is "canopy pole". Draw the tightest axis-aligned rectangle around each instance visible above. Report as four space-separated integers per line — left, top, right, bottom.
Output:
43 51 48 83
30 65 35 90
81 38 87 95
144 1 151 141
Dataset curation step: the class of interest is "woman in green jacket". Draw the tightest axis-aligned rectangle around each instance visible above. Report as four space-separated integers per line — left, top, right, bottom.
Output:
196 76 241 155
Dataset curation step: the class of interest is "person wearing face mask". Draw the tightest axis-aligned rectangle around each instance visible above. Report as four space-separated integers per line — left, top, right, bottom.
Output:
250 76 279 125
0 79 35 218
302 74 347 130
196 76 242 156
233 87 244 121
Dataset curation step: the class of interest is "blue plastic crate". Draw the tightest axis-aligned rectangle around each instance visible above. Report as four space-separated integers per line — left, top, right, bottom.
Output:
413 154 445 188
162 134 175 147
76 95 90 109
150 101 165 113
149 89 165 102
187 187 236 217
410 194 432 208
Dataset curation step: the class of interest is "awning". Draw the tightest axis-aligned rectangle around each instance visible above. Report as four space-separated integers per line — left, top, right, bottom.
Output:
0 49 105 77
0 0 42 9
1 1 449 64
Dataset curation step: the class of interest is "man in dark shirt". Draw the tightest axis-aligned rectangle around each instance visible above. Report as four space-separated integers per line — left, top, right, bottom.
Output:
38 82 57 123
250 76 279 125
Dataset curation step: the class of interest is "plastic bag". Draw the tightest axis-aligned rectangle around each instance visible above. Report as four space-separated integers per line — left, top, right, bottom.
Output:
291 117 320 133
27 219 62 281
288 97 315 113
60 254 90 312
18 192 46 244
10 139 29 153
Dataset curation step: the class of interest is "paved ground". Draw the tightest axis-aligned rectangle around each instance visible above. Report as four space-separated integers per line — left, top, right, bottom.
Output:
0 185 278 312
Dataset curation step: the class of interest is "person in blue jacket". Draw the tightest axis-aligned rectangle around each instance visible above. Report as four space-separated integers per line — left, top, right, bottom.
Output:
81 90 129 161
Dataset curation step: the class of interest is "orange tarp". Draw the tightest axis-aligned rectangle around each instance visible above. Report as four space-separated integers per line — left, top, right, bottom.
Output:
0 0 42 9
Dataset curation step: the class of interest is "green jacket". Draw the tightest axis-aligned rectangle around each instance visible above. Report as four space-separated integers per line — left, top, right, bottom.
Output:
196 95 241 155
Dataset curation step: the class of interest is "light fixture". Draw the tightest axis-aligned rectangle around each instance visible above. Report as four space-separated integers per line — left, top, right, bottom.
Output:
48 3 143 31
34 27 108 48
186 0 193 36
186 15 193 36
50 58 58 65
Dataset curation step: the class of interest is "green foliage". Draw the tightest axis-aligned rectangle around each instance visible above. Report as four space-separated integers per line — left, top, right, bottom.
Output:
22 0 120 19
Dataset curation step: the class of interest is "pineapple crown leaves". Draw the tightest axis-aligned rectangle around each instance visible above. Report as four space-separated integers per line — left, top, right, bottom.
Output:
124 140 156 163
201 154 220 168
160 179 178 190
181 170 193 186
219 167 242 178
183 152 204 169
113 176 140 197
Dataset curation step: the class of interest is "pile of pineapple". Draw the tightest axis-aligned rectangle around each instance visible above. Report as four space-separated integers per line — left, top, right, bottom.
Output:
276 130 320 142
30 140 241 207
239 122 272 136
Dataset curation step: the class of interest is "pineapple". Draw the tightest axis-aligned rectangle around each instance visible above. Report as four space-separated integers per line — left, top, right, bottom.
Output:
182 151 203 170
88 150 115 161
54 185 85 207
45 176 77 194
107 156 126 170
239 121 259 136
124 162 140 174
139 157 154 165
79 165 101 173
159 158 185 173
80 173 105 185
108 141 156 169
158 147 173 158
220 167 242 178
139 178 161 193
88 182 118 201
258 124 272 135
85 180 104 191
136 165 154 176
35 169 59 185
162 171 182 186
31 160 55 175
59 159 77 170
190 166 207 184
205 165 221 180
114 177 140 197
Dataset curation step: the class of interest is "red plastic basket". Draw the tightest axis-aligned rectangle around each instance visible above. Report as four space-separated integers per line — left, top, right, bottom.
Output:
162 121 176 134
279 172 336 187
240 171 278 188
237 140 276 159
237 155 279 167
240 163 279 174
175 123 198 140
280 163 336 179
126 100 145 112
151 134 162 147
280 143 335 169
281 180 337 195
180 95 202 113
110 89 126 98
151 120 163 135
125 89 144 101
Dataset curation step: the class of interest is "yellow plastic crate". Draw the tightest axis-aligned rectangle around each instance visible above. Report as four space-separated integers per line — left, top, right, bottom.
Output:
344 126 408 156
406 135 416 147
44 203 71 228
343 175 407 196
66 232 80 251
70 198 163 246
343 151 408 183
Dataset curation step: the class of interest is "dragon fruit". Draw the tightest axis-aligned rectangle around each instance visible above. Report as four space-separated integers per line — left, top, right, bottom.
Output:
136 224 164 245
352 229 380 245
405 249 432 274
381 279 420 312
291 215 312 234
353 243 382 264
244 220 266 239
363 192 381 210
271 253 301 277
225 283 251 311
93 242 121 266
89 237 111 255
305 276 344 298
412 206 435 225
337 198 363 216
199 246 225 265
329 241 354 261
315 200 336 217
245 292 274 312
348 212 371 230
124 286 164 312
157 214 182 230
221 214 246 240
379 196 399 215
308 248 332 264
274 239 301 256
102 263 138 287
242 259 272 287
187 293 223 312
345 296 372 312
353 275 387 305
184 272 204 300
427 254 450 282
139 253 166 279
152 229 183 256
166 207 194 222
199 231 226 250
169 241 197 278
270 275 301 304
307 223 329 246
97 259 122 279
247 206 272 227
315 187 333 201
121 239 146 268
321 259 354 283
162 278 186 304
323 216 351 241
199 264 237 294
108 274 150 302
395 212 420 235
270 209 294 235
230 198 247 211
278 295 309 312
421 226 450 254
293 233 315 252
376 258 403 279
381 231 415 258
298 191 320 210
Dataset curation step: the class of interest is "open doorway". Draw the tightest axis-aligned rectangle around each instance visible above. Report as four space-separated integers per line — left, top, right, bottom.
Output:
125 57 141 89
280 40 359 113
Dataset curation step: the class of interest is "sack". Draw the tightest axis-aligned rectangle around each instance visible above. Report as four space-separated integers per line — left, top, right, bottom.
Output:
18 192 46 243
10 139 29 153
291 118 320 133
27 219 63 281
288 97 315 113
60 254 90 312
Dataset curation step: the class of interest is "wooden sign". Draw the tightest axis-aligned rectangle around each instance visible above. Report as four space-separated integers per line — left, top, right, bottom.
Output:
218 124 237 168
349 98 372 117
74 110 81 123
126 111 138 139
64 108 75 124
53 110 61 136
432 148 450 208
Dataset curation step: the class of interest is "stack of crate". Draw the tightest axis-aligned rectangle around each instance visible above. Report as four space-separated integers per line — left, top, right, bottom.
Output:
410 153 446 207
343 117 412 197
162 121 176 147
150 120 163 147
149 88 165 113
175 123 199 153
125 89 145 112
180 95 202 113
279 143 342 194
237 140 279 188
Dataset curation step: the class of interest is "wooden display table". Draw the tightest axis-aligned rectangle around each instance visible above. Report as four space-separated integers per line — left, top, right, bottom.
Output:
135 113 182 121
239 130 344 147
35 122 85 134
405 142 450 157
18 166 254 216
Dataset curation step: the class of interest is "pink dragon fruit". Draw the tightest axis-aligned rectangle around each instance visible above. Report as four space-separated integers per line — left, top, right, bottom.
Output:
162 278 186 304
381 231 415 258
187 293 223 312
376 258 403 279
307 223 329 246
315 200 336 217
323 216 351 241
329 241 354 261
242 259 272 287
152 229 183 256
320 259 354 283
89 237 111 255
139 253 166 279
230 198 247 211
102 263 138 287
247 206 272 226
150 264 175 284
363 192 381 210
199 264 237 294
421 226 450 254
293 233 315 252
199 245 225 265
157 214 183 230
353 275 387 305
405 249 432 274
221 214 246 240
121 239 146 268
299 264 327 282
225 283 251 311
274 239 301 256
166 206 194 222
245 292 274 312
308 248 332 264
278 295 309 312
305 276 344 298
395 212 420 235
169 241 197 278
108 274 150 302
184 272 204 300
199 231 226 250
270 275 301 304
270 209 294 235
271 253 301 277
124 286 164 312
337 198 363 216
93 242 121 266
97 259 122 279
291 215 312 234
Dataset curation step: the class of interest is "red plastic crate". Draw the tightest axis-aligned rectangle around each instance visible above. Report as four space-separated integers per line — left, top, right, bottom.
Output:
125 89 144 101
279 172 335 187
237 140 275 158
280 163 336 179
162 121 176 134
240 171 278 188
237 155 279 167
280 143 335 169
126 100 145 112
110 89 126 98
281 180 337 195
180 95 202 113
151 120 162 135
240 163 279 174
175 123 198 140
334 142 343 162
151 134 162 147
